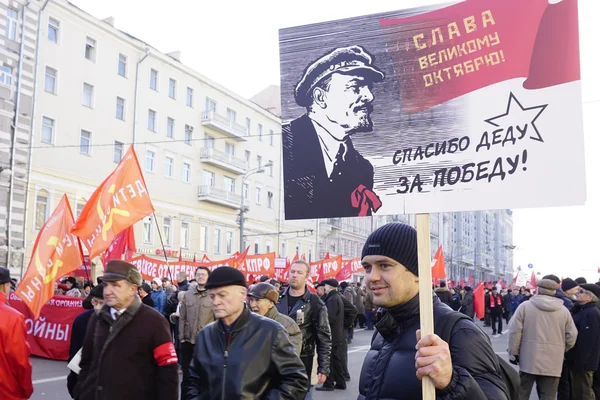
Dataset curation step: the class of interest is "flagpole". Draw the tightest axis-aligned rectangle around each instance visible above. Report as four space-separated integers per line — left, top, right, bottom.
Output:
152 211 174 282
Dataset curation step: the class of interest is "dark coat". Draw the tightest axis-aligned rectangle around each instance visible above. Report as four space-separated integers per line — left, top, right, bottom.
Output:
141 294 154 308
75 296 178 400
67 309 94 398
435 287 453 308
178 280 190 292
486 293 503 315
323 290 345 346
276 285 332 376
358 296 508 400
186 307 309 400
461 290 475 318
282 114 375 220
555 288 574 311
567 302 600 371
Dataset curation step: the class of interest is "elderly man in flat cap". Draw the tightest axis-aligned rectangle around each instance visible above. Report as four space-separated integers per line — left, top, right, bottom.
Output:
75 261 178 400
283 45 384 220
187 266 308 400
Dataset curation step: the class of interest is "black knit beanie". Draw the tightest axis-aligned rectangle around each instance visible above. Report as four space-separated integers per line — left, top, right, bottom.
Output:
205 266 246 289
361 223 419 276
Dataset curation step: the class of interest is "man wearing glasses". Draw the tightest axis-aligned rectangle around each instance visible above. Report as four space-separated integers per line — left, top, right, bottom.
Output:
179 266 215 398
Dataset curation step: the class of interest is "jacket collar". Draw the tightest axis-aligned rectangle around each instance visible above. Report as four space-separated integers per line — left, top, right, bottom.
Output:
218 305 251 333
266 306 279 320
375 294 423 340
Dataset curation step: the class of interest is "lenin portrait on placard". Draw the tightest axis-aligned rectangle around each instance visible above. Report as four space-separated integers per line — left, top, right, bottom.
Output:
282 45 385 220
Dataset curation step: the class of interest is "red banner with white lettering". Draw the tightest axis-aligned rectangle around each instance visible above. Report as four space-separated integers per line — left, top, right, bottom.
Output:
238 252 276 279
8 293 86 361
310 255 343 281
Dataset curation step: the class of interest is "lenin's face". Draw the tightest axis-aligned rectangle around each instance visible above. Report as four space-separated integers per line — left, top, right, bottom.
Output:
320 73 375 135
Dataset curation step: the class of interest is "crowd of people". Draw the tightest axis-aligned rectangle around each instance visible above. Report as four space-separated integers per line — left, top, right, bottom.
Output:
1 223 600 399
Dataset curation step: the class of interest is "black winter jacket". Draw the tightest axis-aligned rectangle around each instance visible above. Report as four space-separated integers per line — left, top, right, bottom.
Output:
276 286 332 376
358 295 509 400
186 307 309 400
566 302 600 371
435 288 453 308
323 290 345 346
460 291 475 318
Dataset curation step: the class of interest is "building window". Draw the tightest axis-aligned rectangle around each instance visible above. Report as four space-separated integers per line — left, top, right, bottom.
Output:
255 186 261 204
113 141 123 163
44 66 57 94
258 124 263 141
267 161 273 177
76 202 85 219
267 191 273 209
167 117 175 138
186 87 193 107
48 17 59 43
224 177 235 193
204 133 214 149
226 232 233 254
0 65 13 86
163 217 172 246
164 155 174 177
35 190 49 230
146 150 156 172
281 242 286 258
118 54 127 77
243 183 249 200
116 97 125 120
41 116 54 144
308 248 312 262
225 142 235 156
168 78 176 99
6 8 18 41
181 221 190 249
214 228 221 254
182 162 191 183
202 170 215 187
150 69 158 90
245 118 251 135
148 109 156 132
143 217 153 244
227 108 236 122
82 83 94 108
244 150 250 168
257 155 262 168
80 130 91 155
184 126 193 145
85 37 96 61
269 129 274 146
200 226 208 252
254 240 259 254
205 98 216 113
266 241 272 254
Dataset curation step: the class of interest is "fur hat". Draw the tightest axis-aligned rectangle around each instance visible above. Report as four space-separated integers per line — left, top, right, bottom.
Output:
249 283 279 304
537 279 559 292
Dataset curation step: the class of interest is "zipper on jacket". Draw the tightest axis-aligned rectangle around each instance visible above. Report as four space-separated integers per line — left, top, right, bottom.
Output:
222 350 228 400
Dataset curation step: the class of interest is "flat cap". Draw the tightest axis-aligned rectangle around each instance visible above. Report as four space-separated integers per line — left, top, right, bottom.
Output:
103 260 142 286
0 267 10 284
249 282 279 304
294 45 384 107
205 266 246 290
537 279 559 291
322 278 339 288
580 283 600 299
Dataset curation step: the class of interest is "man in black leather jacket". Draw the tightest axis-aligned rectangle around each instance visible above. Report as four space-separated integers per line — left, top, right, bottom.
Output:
358 223 509 400
277 260 332 391
187 267 308 400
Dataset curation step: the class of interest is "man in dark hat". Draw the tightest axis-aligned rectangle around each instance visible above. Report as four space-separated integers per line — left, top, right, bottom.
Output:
75 261 178 400
566 283 600 399
0 267 33 400
317 278 346 392
249 282 302 355
358 223 509 399
282 45 385 220
187 266 308 399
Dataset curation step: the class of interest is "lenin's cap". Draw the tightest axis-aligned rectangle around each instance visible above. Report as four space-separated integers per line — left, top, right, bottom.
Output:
103 260 142 286
294 45 384 107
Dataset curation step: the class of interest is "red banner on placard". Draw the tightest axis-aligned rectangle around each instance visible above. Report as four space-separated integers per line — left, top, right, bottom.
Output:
8 293 86 361
310 255 343 281
238 252 276 278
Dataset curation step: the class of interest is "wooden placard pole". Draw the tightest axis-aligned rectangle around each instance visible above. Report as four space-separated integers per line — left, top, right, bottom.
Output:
416 213 435 400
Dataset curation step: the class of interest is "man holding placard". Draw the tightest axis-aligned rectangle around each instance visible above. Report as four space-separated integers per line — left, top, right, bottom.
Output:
358 223 509 399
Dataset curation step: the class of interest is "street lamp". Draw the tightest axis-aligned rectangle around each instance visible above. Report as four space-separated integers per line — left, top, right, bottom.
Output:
239 162 273 253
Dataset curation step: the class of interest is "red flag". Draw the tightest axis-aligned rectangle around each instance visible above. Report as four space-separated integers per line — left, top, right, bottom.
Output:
336 260 353 281
292 252 299 263
193 253 197 263
324 252 330 259
201 254 210 263
530 271 537 289
178 247 183 262
469 276 475 284
473 283 485 320
459 279 465 287
72 146 154 259
16 195 84 319
124 227 136 260
101 226 135 265
431 246 446 279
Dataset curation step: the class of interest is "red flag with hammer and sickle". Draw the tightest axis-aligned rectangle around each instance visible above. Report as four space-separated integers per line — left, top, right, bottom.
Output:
16 195 84 319
72 146 154 259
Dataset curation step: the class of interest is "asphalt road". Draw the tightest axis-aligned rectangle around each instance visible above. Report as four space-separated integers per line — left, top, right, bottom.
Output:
30 323 536 400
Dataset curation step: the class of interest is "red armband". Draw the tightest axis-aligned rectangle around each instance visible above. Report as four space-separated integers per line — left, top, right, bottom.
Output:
153 342 178 366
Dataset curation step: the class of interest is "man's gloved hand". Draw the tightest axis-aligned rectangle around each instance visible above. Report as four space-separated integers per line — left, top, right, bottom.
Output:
509 355 519 365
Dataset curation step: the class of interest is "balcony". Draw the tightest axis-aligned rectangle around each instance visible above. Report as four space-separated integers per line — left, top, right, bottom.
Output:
328 218 342 229
201 111 249 141
198 185 242 209
200 148 248 175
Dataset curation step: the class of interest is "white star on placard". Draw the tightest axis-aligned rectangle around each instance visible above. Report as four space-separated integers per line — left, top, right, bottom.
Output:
485 92 547 142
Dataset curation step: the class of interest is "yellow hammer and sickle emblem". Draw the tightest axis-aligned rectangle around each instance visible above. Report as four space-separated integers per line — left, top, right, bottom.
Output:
96 184 131 241
34 236 64 284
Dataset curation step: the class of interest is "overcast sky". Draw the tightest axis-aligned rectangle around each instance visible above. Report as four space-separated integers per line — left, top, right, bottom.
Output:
70 0 600 282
